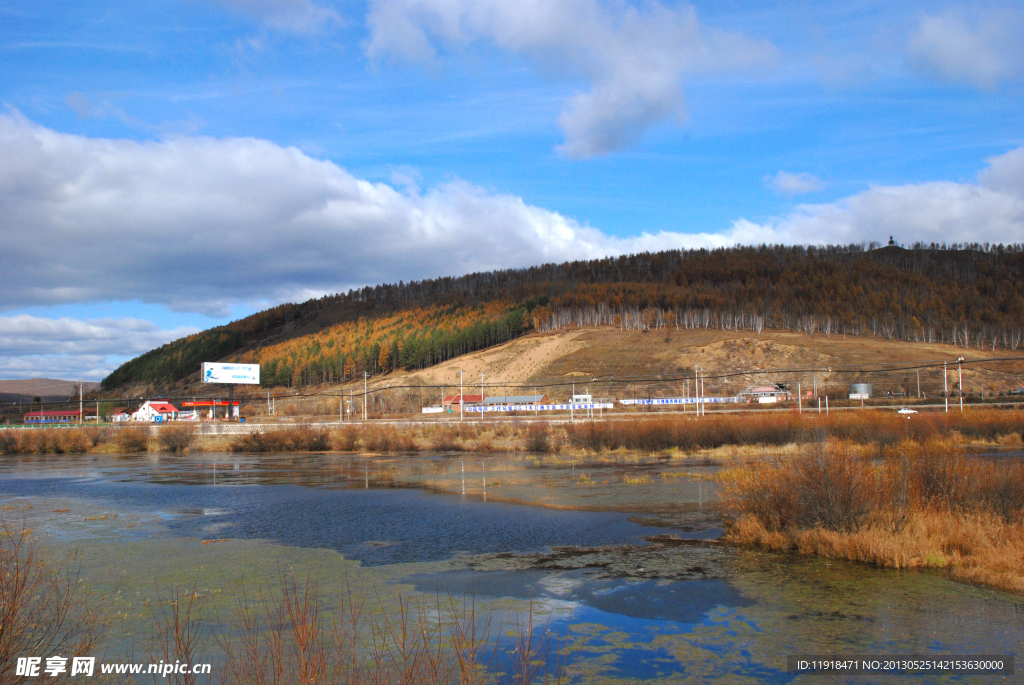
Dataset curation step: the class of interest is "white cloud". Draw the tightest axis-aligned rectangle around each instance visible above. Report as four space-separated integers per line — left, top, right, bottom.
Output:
364 0 777 157
0 315 196 380
215 0 343 33
907 7 1024 89
0 112 727 319
765 171 826 196
734 147 1024 246
3 111 1023 331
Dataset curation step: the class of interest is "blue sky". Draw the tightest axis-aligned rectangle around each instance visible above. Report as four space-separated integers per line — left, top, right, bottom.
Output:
2 0 1023 379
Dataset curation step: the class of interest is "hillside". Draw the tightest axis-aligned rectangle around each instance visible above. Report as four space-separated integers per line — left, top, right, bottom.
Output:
102 243 1024 393
0 378 100 403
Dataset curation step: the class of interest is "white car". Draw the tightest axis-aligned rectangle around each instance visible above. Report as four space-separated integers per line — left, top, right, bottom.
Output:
897 408 918 415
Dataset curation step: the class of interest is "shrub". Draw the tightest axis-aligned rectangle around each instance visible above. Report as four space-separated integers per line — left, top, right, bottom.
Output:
230 430 289 453
229 424 330 453
429 427 459 452
364 425 416 454
524 423 550 453
333 425 360 451
0 521 99 681
0 430 18 455
52 429 91 454
115 426 151 453
158 424 198 453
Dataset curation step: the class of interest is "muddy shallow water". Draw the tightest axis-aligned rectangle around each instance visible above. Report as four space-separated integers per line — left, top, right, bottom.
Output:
1 452 1021 683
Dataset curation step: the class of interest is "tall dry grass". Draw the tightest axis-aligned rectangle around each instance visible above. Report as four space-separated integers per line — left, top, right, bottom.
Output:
159 424 199 453
0 521 101 682
563 409 1023 454
115 425 151 453
215 571 573 685
722 437 1024 593
0 428 94 455
229 424 331 453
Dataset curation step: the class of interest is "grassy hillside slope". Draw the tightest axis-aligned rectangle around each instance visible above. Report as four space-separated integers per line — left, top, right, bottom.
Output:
102 243 1024 392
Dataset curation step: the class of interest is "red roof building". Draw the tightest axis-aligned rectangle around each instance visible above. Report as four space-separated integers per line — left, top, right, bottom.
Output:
442 394 485 409
24 410 86 423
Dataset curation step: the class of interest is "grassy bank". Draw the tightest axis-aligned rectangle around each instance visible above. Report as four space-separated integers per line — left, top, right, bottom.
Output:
2 409 1022 456
721 438 1024 594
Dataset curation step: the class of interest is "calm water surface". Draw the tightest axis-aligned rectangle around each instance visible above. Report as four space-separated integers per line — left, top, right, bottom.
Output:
1 452 1020 683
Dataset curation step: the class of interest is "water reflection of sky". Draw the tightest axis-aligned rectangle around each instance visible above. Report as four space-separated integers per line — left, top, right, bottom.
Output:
0 476 662 565
3 454 1023 684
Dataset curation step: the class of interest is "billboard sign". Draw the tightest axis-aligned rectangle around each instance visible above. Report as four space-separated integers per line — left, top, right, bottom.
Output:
202 362 260 385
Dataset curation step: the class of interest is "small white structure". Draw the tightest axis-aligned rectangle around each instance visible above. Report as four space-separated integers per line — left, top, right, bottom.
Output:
131 401 179 422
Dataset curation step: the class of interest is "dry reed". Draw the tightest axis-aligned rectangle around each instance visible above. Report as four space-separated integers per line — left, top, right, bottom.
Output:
722 437 1024 593
0 521 101 682
229 424 331 453
158 424 199 453
115 426 151 453
0 428 94 455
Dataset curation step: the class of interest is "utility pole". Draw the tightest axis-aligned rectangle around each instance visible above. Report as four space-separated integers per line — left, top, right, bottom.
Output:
363 372 368 421
694 366 698 417
458 370 465 421
944 361 948 412
79 380 83 424
480 373 485 421
798 383 802 414
917 370 921 399
700 368 705 417
571 382 574 422
957 356 964 412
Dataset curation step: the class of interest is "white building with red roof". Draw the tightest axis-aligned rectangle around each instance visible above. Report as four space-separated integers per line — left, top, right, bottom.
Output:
131 400 180 422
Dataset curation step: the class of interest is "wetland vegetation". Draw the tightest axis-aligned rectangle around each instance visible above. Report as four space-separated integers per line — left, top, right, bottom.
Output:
2 408 1023 682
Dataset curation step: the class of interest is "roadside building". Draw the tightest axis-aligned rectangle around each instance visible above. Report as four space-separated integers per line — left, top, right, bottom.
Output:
24 409 85 424
442 394 485 410
482 394 548 407
738 383 792 403
131 401 180 422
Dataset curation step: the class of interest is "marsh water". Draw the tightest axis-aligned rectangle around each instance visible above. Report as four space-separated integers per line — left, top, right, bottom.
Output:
1 452 1021 683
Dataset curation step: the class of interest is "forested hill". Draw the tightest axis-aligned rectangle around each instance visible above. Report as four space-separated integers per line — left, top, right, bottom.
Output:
102 243 1024 390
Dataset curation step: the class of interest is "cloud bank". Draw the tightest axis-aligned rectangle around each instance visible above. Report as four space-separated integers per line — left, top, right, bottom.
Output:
364 0 777 157
3 113 1024 316
0 315 196 381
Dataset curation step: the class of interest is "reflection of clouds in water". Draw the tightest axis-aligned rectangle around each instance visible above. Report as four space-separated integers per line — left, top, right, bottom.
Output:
536 573 584 597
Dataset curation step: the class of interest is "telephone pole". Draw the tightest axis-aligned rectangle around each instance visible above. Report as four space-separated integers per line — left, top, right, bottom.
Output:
479 373 485 421
458 370 465 421
957 356 965 412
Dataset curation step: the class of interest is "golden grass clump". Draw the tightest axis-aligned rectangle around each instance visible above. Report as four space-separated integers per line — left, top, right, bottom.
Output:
158 423 199 453
229 424 331 452
115 425 151 453
0 428 95 455
722 437 1024 593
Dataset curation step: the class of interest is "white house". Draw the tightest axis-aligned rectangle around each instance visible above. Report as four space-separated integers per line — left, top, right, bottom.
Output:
131 401 179 422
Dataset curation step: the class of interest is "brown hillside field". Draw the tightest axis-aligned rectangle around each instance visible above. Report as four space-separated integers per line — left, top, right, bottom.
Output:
310 327 1024 401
